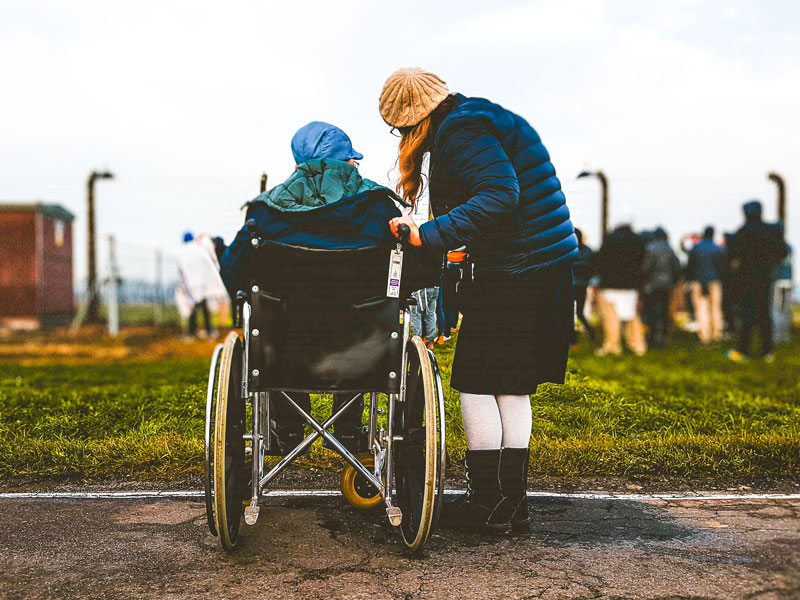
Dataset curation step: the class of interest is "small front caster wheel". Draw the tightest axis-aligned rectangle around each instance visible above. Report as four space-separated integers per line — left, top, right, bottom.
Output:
340 456 383 510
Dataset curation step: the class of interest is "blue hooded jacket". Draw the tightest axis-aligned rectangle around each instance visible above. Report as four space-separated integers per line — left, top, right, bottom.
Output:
220 159 403 293
420 94 578 276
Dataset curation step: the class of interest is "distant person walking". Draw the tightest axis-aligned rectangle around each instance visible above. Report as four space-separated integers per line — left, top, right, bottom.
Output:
410 286 439 350
721 231 741 335
175 232 228 338
381 68 577 533
571 228 595 346
772 228 793 346
727 201 789 361
641 227 680 347
687 226 726 344
592 220 647 356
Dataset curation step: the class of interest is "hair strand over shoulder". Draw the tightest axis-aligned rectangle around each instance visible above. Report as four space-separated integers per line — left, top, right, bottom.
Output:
395 94 457 207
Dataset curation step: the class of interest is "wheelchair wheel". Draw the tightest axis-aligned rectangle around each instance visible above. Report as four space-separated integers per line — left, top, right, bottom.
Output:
340 456 383 510
212 331 247 551
204 342 224 537
393 336 444 551
428 347 447 528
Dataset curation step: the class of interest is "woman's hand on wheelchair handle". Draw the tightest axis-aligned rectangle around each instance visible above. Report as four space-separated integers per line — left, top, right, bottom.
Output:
389 216 422 247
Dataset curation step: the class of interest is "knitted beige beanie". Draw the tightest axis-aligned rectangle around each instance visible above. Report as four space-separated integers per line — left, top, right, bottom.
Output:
379 67 449 128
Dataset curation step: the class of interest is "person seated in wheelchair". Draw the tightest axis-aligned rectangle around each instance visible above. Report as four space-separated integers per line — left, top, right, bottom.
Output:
220 121 406 454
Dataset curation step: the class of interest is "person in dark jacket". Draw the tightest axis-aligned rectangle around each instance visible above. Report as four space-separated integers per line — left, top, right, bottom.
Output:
220 122 398 453
641 227 680 347
380 68 578 533
687 226 726 344
571 228 595 345
726 200 789 361
592 221 647 355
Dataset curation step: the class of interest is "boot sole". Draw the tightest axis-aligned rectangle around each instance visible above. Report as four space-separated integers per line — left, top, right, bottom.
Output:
511 520 531 532
462 522 527 535
486 523 513 535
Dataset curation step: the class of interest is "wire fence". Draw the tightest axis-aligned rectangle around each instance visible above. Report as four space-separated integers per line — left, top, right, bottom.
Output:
75 238 182 327
7 171 796 333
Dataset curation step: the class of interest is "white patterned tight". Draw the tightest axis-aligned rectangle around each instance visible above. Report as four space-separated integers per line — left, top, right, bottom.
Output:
459 393 533 450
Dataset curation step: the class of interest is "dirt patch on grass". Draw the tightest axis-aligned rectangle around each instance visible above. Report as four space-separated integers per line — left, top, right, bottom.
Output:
0 326 221 365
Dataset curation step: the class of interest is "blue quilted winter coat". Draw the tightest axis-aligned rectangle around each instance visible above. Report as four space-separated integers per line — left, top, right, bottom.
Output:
220 159 403 294
420 94 578 276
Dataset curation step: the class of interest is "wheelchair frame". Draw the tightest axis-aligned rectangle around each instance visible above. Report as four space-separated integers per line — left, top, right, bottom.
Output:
204 239 446 553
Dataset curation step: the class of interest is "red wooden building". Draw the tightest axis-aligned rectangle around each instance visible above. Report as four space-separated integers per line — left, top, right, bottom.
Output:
0 203 75 329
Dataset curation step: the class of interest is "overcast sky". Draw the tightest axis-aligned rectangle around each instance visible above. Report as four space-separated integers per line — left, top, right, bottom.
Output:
1 0 798 284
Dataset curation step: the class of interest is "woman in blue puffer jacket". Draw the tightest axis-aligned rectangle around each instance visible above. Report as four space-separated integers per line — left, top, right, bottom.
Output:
380 68 578 532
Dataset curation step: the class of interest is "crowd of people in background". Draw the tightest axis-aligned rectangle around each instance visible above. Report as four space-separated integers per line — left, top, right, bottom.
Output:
574 199 792 361
177 197 792 363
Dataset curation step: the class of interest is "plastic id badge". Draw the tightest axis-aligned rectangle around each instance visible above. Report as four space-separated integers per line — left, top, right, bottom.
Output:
386 248 403 298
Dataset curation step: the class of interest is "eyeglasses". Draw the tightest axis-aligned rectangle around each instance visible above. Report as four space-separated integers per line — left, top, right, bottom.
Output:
351 160 360 168
390 127 401 138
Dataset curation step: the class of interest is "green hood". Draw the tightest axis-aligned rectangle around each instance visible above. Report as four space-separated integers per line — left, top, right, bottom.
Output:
255 159 387 212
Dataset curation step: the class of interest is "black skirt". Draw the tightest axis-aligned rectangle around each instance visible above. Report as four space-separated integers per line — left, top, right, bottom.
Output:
450 265 573 395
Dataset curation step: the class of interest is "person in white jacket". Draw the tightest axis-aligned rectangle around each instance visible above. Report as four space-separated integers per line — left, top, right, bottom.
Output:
175 232 228 338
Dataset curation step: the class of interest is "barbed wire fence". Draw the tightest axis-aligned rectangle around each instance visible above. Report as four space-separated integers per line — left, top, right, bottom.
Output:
20 171 796 335
75 237 181 330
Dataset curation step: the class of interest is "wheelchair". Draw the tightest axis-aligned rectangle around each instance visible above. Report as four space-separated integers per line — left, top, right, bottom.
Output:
203 224 446 552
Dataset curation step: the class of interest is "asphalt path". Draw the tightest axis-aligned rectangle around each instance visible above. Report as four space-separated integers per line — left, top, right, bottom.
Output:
1 493 798 599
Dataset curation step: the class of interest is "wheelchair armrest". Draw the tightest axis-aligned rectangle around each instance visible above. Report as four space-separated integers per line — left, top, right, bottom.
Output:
234 290 247 328
246 219 263 249
351 296 388 310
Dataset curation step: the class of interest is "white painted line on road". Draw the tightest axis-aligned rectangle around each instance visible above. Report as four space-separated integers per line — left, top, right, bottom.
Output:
0 491 206 499
1 490 799 501
526 491 800 501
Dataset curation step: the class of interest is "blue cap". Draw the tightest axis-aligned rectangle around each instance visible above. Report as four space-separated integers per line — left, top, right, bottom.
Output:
743 200 762 218
183 231 194 243
291 121 363 165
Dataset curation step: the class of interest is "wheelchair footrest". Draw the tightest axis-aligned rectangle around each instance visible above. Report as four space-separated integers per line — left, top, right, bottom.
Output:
244 503 260 526
386 506 402 527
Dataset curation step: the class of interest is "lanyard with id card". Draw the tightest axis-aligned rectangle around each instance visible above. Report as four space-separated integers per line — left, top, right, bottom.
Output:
386 245 403 298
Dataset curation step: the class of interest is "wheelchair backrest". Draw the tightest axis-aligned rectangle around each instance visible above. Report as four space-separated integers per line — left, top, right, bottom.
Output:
246 241 405 393
250 241 394 306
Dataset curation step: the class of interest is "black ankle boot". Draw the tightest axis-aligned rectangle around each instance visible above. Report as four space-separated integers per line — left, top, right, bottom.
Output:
330 423 369 453
267 422 308 456
439 449 507 531
497 448 530 531
326 394 368 452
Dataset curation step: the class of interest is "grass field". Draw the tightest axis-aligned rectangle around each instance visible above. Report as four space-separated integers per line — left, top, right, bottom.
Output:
0 327 798 484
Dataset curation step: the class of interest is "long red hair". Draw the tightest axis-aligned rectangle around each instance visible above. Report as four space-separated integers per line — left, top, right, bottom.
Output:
395 94 457 207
